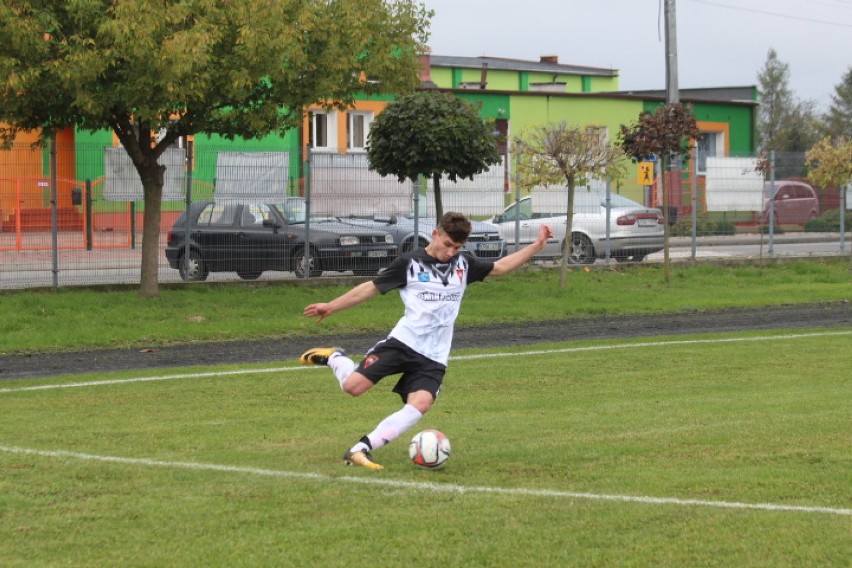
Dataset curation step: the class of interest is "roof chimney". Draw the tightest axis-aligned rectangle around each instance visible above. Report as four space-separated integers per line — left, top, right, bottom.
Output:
540 55 559 64
419 48 433 85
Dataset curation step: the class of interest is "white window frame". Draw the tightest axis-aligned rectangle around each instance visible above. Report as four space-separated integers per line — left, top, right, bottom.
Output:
347 111 373 151
697 131 724 175
310 110 338 151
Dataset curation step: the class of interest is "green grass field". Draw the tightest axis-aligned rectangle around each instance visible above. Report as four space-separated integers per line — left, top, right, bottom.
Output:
1 329 850 566
1 260 850 354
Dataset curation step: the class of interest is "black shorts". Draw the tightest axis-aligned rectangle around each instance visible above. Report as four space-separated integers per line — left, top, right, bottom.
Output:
356 337 446 403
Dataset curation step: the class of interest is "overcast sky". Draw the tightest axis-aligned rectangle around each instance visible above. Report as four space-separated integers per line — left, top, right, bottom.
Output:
421 0 852 111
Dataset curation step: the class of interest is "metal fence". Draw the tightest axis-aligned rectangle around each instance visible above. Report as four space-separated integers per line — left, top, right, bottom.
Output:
0 144 849 290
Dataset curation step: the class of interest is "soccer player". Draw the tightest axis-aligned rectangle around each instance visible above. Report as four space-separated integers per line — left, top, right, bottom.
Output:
301 212 553 470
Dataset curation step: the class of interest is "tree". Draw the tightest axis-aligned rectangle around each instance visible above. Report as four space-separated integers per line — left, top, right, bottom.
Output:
806 136 851 261
366 91 501 220
757 49 795 151
513 121 628 288
806 136 852 197
619 102 699 284
757 48 819 155
822 67 852 140
0 0 430 297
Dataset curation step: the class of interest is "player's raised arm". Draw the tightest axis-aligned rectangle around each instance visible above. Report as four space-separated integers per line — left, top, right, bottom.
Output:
490 224 553 276
303 280 380 323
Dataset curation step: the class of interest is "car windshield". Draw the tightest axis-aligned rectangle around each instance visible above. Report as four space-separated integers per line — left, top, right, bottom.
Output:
762 182 791 198
274 197 307 224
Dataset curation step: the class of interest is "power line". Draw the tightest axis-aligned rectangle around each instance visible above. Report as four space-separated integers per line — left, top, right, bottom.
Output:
685 0 852 27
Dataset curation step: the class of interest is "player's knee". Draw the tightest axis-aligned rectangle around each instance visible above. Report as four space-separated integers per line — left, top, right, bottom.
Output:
341 374 371 397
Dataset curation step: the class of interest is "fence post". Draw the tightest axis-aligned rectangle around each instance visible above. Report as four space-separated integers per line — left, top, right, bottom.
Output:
840 184 847 253
130 202 136 249
513 145 522 253
303 148 312 279
85 179 93 251
14 178 23 250
768 150 776 256
690 145 698 260
183 139 193 282
50 136 59 288
604 177 612 264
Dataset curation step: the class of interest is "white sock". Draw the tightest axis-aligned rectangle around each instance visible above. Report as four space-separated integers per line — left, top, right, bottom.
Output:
361 404 423 452
328 352 356 390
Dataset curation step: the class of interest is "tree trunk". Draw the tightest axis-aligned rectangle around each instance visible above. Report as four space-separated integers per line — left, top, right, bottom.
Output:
559 180 576 289
661 157 671 285
138 167 165 298
432 173 443 221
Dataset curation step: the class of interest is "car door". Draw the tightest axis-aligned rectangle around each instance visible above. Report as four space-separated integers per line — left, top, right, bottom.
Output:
790 185 815 224
235 203 290 272
195 202 240 270
495 198 535 246
774 186 795 224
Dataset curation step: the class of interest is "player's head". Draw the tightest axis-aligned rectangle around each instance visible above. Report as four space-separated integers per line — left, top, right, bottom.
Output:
437 212 472 244
426 212 471 261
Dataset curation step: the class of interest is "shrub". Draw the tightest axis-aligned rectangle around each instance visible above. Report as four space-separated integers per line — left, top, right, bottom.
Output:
758 224 785 234
805 209 843 232
671 217 737 237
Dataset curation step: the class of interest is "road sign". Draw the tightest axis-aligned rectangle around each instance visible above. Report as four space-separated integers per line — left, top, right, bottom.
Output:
638 161 654 185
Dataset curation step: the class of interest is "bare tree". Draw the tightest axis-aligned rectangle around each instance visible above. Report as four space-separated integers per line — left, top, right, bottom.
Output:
619 103 699 284
514 122 628 288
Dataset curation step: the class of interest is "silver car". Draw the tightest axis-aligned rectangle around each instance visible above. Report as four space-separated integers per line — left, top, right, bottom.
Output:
490 192 664 263
335 215 507 259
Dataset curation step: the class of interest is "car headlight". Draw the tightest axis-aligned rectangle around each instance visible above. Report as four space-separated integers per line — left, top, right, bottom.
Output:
339 236 359 246
385 234 394 244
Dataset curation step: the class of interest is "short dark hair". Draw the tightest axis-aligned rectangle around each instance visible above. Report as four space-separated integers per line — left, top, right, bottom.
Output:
438 211 472 243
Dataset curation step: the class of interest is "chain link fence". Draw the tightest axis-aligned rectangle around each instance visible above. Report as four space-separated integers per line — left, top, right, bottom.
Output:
1 143 848 290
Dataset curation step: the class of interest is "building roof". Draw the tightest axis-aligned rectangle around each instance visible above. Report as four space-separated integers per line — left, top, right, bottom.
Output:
611 86 758 104
429 55 618 78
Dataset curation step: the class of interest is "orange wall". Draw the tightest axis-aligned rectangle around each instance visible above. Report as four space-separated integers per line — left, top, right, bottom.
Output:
0 127 77 215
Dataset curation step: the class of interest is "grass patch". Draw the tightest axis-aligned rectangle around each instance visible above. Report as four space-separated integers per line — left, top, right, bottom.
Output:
1 260 849 354
0 330 850 566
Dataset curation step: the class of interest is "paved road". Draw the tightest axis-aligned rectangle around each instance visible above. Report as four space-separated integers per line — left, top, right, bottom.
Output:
1 232 849 289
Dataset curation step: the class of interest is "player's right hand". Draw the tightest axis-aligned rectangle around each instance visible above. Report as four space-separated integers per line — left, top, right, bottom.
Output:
303 303 331 322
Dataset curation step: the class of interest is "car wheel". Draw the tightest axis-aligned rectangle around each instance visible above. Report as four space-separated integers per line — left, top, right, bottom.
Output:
237 271 263 280
565 234 595 265
179 250 208 281
293 247 322 278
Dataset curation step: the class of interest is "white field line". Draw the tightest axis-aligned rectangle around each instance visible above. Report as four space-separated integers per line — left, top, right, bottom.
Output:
1 445 849 517
1 329 850 395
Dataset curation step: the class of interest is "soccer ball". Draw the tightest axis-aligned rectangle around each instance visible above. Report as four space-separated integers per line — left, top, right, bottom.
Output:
408 429 451 469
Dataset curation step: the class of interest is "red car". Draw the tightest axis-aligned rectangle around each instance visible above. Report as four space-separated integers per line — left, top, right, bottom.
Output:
760 180 820 225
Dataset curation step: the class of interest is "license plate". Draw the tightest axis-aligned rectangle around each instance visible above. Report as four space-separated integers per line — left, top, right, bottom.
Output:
478 243 500 251
367 250 387 257
638 219 657 227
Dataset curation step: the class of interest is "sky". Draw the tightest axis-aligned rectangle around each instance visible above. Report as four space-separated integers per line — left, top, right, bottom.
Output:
421 0 852 111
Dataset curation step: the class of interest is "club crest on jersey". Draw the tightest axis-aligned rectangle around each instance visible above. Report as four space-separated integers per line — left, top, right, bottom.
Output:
363 354 379 368
456 267 465 282
418 271 430 282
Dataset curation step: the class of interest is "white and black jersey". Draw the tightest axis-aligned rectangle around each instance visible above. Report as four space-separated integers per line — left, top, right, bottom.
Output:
372 249 494 366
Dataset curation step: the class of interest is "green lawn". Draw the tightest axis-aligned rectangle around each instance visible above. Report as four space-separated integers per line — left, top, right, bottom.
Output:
1 329 850 566
1 259 850 354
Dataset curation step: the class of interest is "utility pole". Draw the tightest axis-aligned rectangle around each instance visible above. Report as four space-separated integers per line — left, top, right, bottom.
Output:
662 0 679 283
665 0 679 103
